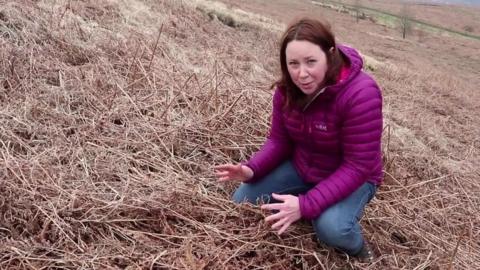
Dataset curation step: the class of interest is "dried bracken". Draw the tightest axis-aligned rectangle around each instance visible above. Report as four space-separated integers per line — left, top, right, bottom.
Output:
0 0 479 269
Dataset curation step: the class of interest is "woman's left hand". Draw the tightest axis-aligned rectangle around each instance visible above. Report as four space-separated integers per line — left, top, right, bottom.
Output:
261 193 301 235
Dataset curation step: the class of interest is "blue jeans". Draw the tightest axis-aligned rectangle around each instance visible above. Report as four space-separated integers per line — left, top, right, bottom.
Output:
233 161 376 256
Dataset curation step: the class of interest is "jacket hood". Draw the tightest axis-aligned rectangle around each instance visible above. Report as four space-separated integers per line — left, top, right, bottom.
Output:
323 44 364 96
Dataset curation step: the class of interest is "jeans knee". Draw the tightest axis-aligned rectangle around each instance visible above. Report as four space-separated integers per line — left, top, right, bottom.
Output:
232 187 249 204
232 185 270 205
313 217 357 246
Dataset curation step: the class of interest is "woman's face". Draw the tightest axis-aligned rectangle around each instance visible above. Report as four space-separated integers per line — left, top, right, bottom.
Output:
285 40 328 95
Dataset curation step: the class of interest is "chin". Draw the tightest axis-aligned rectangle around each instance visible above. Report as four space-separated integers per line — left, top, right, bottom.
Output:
300 88 316 95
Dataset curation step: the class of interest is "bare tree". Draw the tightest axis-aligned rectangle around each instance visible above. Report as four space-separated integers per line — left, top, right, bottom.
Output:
354 0 361 23
399 2 412 39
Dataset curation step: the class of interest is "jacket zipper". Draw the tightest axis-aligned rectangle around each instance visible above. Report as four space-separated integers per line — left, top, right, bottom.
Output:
306 115 314 169
303 87 328 175
303 86 327 112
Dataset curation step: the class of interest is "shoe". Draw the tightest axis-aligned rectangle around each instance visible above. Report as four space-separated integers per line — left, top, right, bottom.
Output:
354 242 375 263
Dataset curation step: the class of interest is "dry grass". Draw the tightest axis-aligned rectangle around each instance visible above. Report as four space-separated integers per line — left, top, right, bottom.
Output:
193 0 284 32
1 0 479 269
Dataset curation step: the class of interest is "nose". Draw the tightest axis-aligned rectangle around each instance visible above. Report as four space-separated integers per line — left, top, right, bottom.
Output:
299 65 308 78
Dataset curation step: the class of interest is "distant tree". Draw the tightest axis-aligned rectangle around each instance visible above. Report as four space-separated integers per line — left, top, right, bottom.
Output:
354 0 361 23
399 2 412 39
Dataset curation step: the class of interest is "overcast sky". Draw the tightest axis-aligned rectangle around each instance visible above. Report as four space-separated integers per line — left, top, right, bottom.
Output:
419 0 480 5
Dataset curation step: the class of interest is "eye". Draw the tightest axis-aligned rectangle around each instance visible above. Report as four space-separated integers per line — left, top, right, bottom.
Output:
307 59 317 64
288 61 299 67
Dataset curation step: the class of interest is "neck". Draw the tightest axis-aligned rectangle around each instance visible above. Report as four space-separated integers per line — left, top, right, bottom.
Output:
303 86 327 111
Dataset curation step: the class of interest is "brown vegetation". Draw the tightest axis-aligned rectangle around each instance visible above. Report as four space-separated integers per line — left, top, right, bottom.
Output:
1 0 479 269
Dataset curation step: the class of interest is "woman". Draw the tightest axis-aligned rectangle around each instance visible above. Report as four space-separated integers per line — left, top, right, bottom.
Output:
215 17 382 261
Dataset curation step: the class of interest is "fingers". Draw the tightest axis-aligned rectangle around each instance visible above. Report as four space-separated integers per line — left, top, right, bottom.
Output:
277 221 292 235
214 164 234 171
214 168 231 182
214 164 236 182
269 215 292 235
260 203 284 211
271 193 289 201
217 176 231 182
271 216 289 230
214 171 230 177
262 195 300 235
264 211 285 222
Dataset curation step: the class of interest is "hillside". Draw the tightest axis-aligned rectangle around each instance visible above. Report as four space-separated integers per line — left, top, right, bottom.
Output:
1 0 479 269
332 0 480 37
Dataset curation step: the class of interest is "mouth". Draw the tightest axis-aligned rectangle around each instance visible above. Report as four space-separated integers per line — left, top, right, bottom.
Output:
300 82 313 88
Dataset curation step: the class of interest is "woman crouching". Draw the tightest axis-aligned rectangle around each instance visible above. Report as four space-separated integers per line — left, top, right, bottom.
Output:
215 17 383 262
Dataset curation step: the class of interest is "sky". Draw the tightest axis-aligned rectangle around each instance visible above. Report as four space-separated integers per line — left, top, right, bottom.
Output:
420 0 480 5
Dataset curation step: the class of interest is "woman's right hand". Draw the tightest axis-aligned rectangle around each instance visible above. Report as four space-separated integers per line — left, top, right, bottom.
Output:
214 164 254 183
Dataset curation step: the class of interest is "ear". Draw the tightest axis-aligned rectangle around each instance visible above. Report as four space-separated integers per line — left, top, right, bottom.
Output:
329 47 335 54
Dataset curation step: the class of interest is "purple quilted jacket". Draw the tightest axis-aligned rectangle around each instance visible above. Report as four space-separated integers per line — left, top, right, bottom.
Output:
245 45 383 219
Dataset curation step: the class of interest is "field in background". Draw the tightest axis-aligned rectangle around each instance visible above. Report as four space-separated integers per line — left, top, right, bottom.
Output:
1 0 479 269
331 0 480 36
311 0 480 41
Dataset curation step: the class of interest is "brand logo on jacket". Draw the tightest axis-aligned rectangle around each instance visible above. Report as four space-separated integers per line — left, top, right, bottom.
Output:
314 123 327 131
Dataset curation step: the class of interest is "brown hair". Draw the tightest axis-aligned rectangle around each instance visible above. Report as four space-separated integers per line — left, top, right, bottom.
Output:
276 17 345 108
